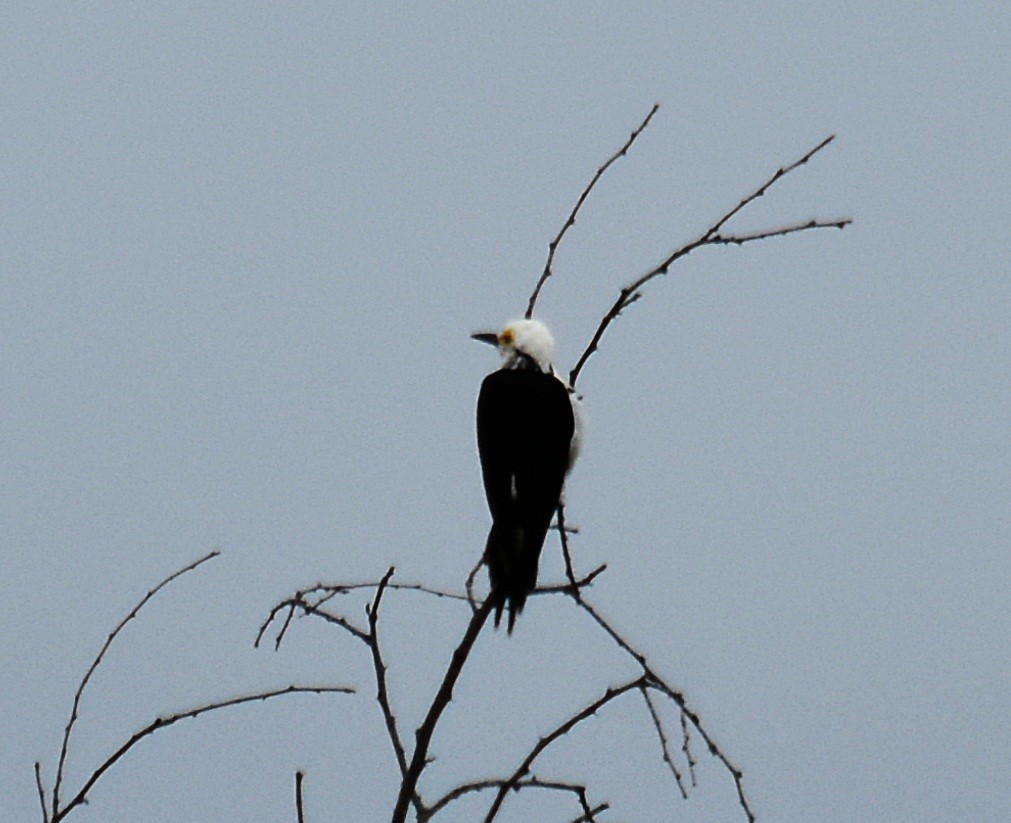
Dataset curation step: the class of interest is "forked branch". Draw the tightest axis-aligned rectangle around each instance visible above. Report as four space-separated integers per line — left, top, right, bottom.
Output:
568 133 850 386
38 554 353 823
428 776 604 822
391 598 495 822
51 550 220 818
51 685 353 822
483 677 648 821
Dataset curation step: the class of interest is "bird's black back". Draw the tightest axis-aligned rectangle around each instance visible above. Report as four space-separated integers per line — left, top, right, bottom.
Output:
476 368 574 630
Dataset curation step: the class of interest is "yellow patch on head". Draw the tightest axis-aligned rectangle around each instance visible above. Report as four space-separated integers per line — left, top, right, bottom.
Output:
498 328 515 347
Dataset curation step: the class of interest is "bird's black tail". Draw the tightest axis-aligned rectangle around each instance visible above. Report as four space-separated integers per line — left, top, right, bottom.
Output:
484 520 545 633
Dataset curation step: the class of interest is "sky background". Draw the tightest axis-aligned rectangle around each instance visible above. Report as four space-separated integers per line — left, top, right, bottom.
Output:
3 4 1008 822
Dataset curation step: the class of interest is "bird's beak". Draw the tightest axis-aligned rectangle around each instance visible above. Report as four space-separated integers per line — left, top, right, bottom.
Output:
471 332 499 347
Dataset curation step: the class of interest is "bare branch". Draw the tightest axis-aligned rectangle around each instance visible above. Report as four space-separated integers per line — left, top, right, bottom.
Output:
531 564 607 596
483 677 647 821
569 135 847 387
35 762 50 823
526 104 660 319
428 776 602 821
568 803 610 823
257 578 473 652
466 557 484 613
681 709 698 787
391 599 495 823
706 134 837 238
52 550 220 819
641 686 689 799
648 679 753 822
309 579 470 603
556 503 580 594
571 594 754 822
365 568 424 817
257 593 370 650
710 217 851 246
53 685 353 822
295 771 305 823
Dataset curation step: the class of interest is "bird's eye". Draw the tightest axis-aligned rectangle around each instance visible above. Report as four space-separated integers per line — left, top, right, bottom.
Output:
499 329 515 346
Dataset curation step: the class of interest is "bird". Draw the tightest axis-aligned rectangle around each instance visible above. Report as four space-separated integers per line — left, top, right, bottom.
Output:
472 318 581 632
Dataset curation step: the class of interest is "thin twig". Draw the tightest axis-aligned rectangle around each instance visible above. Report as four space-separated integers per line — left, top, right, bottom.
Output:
295 770 305 823
526 104 660 319
556 504 580 594
257 578 472 650
366 568 424 817
569 135 848 387
649 678 753 822
391 599 495 823
568 803 610 823
531 564 607 596
52 550 220 819
641 686 689 799
466 557 484 613
427 776 601 821
710 218 850 246
483 677 647 822
35 762 50 823
572 594 754 822
705 134 837 238
257 594 369 650
53 685 353 822
681 709 698 787
306 580 471 603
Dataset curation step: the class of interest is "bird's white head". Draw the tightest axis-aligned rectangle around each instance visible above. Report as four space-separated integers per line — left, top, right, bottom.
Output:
472 318 556 372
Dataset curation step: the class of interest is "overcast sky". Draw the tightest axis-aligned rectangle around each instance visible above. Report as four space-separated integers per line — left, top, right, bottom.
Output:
3 4 1008 822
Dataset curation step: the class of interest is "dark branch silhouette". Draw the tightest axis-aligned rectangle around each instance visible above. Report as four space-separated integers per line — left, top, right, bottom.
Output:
295 771 306 823
367 568 425 818
525 103 659 320
34 763 49 823
390 598 495 822
642 686 690 799
52 685 352 822
37 555 353 823
568 131 850 387
483 677 647 821
570 803 610 823
51 550 219 818
429 776 604 821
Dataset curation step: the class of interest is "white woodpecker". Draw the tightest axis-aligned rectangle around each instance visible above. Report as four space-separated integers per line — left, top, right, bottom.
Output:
472 319 582 632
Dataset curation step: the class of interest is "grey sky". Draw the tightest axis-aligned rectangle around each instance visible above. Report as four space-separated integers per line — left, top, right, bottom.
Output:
3 4 1008 822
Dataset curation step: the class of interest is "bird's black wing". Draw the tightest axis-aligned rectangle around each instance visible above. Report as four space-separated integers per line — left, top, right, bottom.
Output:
477 369 574 629
476 369 574 522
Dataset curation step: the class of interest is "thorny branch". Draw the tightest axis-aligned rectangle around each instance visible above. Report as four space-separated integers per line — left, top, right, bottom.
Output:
568 130 850 387
428 776 604 822
368 568 424 817
526 103 659 319
259 567 608 822
642 686 689 799
254 577 472 652
574 594 754 822
391 597 495 822
51 550 219 818
38 554 353 823
51 685 353 822
483 677 648 821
